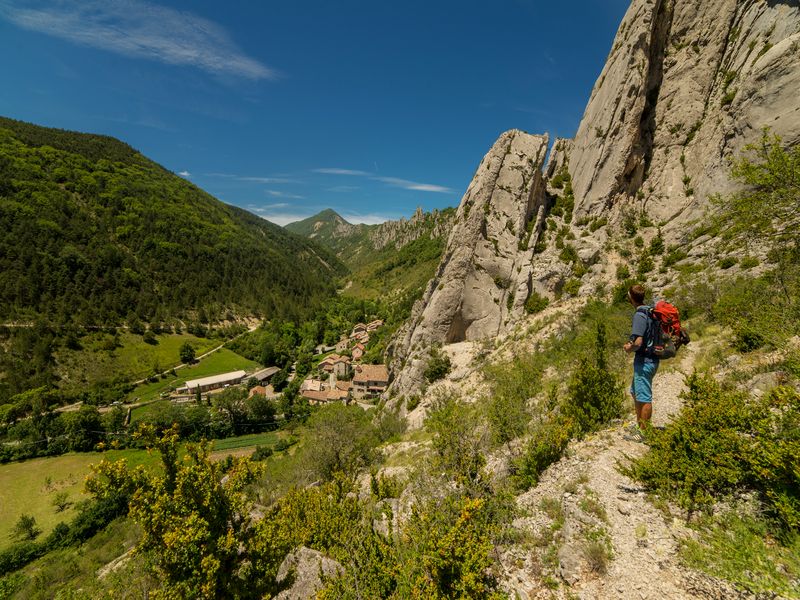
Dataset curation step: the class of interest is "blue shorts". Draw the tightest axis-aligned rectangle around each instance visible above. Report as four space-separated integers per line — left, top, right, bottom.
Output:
630 354 659 403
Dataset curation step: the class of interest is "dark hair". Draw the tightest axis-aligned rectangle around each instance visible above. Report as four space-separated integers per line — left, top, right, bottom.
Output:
628 284 646 305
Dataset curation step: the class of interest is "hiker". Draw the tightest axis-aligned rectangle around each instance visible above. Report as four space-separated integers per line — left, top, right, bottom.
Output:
623 284 657 441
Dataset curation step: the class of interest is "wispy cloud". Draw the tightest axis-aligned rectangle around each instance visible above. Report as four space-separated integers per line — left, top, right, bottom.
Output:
373 176 452 193
266 190 304 199
206 173 297 184
0 0 275 80
313 168 453 194
313 168 370 176
178 170 191 178
327 185 360 193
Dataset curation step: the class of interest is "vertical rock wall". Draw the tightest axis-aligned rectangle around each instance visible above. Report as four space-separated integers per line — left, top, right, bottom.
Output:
388 130 549 397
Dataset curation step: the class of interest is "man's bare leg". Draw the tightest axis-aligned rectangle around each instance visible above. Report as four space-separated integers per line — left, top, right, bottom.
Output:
635 400 652 430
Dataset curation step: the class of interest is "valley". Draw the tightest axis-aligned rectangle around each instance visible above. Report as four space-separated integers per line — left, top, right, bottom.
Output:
1 0 799 598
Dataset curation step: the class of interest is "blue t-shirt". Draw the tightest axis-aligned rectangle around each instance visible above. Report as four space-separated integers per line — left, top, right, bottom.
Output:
630 307 656 360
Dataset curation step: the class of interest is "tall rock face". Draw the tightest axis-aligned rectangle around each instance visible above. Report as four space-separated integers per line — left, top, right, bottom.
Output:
569 0 800 225
388 130 549 396
387 0 800 400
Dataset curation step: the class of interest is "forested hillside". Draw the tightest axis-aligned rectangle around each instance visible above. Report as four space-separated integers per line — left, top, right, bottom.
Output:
0 117 345 327
286 207 455 302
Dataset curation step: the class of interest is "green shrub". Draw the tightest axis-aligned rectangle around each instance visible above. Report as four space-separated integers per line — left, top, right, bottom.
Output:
511 415 573 491
649 230 665 255
627 376 800 531
634 236 644 248
563 324 624 436
563 278 582 296
616 264 631 281
524 291 549 314
718 256 737 269
739 256 760 269
251 445 273 461
732 327 765 352
424 347 452 383
406 395 420 412
559 244 579 264
637 251 655 276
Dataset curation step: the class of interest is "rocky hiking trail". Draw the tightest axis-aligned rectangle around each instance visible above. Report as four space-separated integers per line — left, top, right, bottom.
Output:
498 342 759 599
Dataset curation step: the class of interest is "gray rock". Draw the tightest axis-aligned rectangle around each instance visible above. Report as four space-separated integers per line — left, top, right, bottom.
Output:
275 546 344 600
558 544 582 585
387 130 550 398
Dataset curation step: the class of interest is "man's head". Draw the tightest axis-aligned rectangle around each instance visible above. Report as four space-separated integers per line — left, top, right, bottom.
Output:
628 284 646 306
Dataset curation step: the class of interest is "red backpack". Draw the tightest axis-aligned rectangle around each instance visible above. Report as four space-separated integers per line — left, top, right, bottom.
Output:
645 300 690 359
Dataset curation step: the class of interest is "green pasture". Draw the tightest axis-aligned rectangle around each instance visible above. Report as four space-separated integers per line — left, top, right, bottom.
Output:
55 331 219 392
127 348 259 404
0 448 156 551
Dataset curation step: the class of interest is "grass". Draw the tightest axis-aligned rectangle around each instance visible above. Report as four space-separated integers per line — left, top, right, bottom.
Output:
0 428 277 553
126 348 258 403
55 332 218 392
681 512 800 598
0 518 148 599
0 448 157 551
211 431 282 453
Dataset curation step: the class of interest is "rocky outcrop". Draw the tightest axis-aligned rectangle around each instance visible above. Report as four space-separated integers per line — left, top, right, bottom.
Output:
388 130 549 397
387 0 800 399
275 546 343 600
368 206 454 251
569 0 800 226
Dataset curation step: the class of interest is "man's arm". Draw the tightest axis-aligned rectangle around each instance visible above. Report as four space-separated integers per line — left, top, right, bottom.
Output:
624 336 643 353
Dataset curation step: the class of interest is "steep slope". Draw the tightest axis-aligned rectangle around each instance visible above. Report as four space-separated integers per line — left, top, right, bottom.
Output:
0 116 345 325
286 207 456 302
387 0 800 399
388 130 549 395
569 0 800 225
284 209 361 248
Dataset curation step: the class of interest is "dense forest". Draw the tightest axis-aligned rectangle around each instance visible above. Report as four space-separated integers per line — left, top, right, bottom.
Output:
0 116 346 327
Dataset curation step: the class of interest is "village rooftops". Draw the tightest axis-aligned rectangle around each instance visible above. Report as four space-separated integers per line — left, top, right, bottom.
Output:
318 354 350 367
353 364 389 384
184 370 247 390
251 366 280 381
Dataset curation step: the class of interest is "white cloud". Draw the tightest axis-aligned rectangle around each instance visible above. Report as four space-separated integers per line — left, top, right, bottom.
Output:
178 170 191 177
266 190 304 199
341 213 393 225
0 0 275 80
312 168 369 176
327 185 360 193
313 167 453 194
255 209 396 227
372 176 452 193
206 173 297 184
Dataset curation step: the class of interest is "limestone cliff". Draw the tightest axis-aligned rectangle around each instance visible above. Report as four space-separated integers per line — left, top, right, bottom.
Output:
387 0 800 400
569 0 800 225
388 130 549 396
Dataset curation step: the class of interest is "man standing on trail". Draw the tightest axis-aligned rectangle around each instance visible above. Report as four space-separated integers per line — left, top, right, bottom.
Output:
623 284 658 442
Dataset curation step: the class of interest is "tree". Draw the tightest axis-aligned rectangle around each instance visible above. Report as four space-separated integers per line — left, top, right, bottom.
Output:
212 387 248 435
179 341 196 364
52 491 71 512
86 425 264 599
426 391 485 484
11 514 40 541
564 323 623 436
713 129 800 244
304 403 378 481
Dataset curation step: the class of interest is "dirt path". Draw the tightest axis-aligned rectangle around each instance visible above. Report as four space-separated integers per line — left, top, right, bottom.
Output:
498 343 746 599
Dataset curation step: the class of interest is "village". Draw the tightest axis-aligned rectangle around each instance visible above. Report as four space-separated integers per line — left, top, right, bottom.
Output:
170 319 388 407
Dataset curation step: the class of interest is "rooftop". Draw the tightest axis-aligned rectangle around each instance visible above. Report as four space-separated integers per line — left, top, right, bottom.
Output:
185 370 247 389
353 364 389 384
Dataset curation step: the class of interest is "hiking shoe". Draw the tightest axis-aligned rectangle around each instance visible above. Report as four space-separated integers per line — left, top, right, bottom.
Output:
623 425 646 443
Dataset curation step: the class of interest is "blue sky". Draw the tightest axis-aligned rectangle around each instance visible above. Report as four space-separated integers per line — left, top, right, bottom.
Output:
0 0 629 225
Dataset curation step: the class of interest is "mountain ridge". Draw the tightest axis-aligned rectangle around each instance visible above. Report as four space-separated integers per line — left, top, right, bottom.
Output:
0 116 346 326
